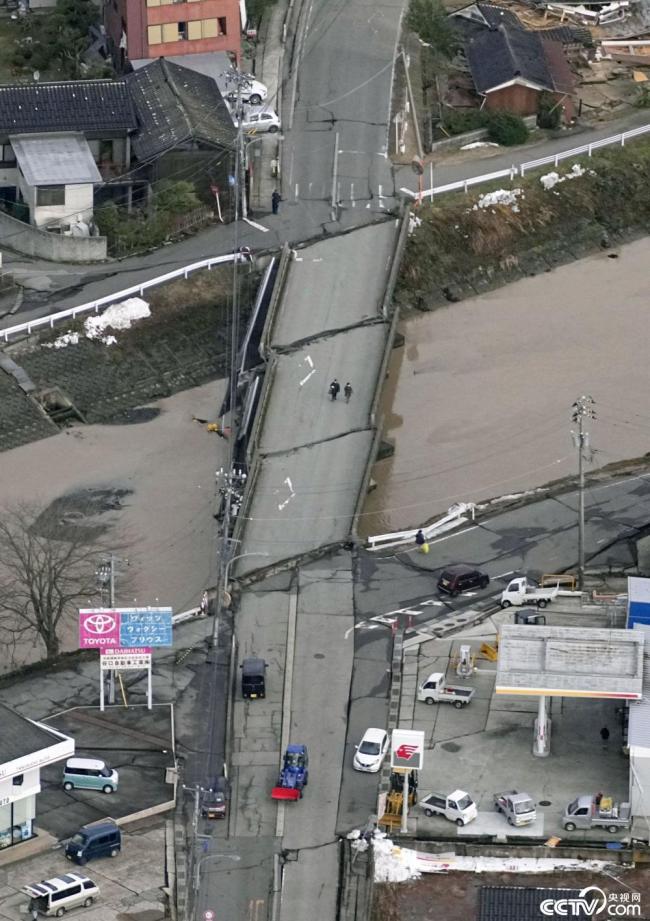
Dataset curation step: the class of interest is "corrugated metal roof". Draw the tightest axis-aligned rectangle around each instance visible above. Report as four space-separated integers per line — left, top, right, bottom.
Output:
629 624 650 749
11 133 101 186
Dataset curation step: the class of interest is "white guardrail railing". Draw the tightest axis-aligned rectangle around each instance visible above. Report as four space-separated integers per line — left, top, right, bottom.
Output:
401 122 650 202
1 253 243 343
367 502 476 551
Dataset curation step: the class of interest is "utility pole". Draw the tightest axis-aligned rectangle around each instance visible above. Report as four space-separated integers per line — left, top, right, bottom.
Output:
96 554 126 704
571 395 596 589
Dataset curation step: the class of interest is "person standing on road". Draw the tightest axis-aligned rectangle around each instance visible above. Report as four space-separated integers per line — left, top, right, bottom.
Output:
344 382 353 403
329 379 340 401
415 529 429 554
271 189 282 214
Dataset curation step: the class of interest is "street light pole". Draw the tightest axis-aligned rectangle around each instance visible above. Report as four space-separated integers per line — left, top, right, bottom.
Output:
571 395 596 589
224 552 270 602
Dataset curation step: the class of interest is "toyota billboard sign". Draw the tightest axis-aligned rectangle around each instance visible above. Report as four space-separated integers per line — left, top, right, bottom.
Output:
390 729 425 771
79 608 173 649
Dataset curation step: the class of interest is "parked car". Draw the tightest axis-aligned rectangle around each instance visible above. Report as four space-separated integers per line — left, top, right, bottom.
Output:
353 728 389 773
23 873 99 917
241 107 281 134
65 820 121 865
224 75 268 107
437 565 489 596
419 790 477 825
62 757 118 794
493 790 537 826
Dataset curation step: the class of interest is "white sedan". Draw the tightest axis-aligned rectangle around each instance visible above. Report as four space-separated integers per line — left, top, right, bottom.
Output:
353 728 389 773
241 107 281 134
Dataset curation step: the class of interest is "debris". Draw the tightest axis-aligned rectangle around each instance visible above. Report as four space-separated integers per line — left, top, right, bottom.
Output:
474 189 523 212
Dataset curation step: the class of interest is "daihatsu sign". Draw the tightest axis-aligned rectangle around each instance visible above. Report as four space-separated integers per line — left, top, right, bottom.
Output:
390 729 425 771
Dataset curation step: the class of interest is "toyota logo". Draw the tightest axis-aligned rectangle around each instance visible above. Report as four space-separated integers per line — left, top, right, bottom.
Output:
84 613 117 634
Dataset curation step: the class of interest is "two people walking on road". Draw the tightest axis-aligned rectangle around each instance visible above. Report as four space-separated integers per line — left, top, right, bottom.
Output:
328 380 353 402
271 189 282 214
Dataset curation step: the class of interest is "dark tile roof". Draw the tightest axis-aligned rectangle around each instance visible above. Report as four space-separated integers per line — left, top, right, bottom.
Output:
479 887 581 921
537 24 593 46
126 59 236 161
0 703 68 765
476 3 521 28
466 25 562 94
0 80 137 135
451 2 522 39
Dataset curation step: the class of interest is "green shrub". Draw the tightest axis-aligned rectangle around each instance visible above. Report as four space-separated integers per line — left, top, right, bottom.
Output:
406 0 460 58
441 109 488 136
486 111 529 146
95 181 204 256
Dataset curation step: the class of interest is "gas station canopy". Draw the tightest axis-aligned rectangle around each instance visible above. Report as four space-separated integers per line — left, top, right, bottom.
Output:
496 624 644 699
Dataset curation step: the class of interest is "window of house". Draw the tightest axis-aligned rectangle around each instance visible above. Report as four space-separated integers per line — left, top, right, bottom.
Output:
187 19 201 39
203 17 218 37
146 0 160 7
159 0 174 6
161 22 176 41
2 144 15 163
12 775 23 786
36 186 65 207
177 20 187 38
217 15 226 34
148 24 162 43
99 140 113 162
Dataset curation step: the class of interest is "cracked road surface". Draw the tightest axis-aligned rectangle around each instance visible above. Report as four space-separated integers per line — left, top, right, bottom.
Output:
283 0 405 235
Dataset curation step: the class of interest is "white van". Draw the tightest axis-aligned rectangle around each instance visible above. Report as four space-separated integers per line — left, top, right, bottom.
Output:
23 873 99 916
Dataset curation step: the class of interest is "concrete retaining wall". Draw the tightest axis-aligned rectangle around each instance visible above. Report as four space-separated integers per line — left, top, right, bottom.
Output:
0 210 107 263
431 115 538 155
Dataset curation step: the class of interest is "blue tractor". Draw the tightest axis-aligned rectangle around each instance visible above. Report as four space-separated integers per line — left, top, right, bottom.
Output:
271 744 309 801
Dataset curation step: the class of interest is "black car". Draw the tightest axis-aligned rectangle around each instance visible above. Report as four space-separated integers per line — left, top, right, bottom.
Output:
437 565 489 596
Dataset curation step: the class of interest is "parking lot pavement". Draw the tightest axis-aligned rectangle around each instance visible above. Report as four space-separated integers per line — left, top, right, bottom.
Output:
400 629 630 843
36 707 174 842
0 821 166 921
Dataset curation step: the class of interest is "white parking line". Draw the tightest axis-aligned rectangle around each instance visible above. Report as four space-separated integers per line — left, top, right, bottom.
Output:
494 570 515 579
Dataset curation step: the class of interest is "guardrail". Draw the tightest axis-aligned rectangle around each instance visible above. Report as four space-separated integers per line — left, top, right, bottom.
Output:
400 123 650 203
1 253 242 343
367 502 476 551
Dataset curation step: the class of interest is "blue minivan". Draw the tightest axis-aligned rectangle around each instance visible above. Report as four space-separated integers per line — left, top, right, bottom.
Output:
65 820 122 865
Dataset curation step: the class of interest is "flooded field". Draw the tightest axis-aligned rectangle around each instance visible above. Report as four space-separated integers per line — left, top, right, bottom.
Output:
361 237 650 536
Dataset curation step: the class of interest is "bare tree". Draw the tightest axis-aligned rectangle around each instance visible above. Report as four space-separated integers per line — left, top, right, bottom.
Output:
0 500 116 661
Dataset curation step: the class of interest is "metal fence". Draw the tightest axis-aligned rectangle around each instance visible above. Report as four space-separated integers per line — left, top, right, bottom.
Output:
401 122 650 202
0 253 241 343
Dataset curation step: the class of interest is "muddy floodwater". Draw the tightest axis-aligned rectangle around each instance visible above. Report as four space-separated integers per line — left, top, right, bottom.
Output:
361 238 650 536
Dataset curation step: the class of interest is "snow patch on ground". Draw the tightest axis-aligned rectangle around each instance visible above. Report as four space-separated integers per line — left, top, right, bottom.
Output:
373 835 422 882
474 188 523 212
540 163 590 190
85 297 151 339
45 297 151 349
461 141 499 150
48 331 80 349
367 833 610 881
409 213 423 235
